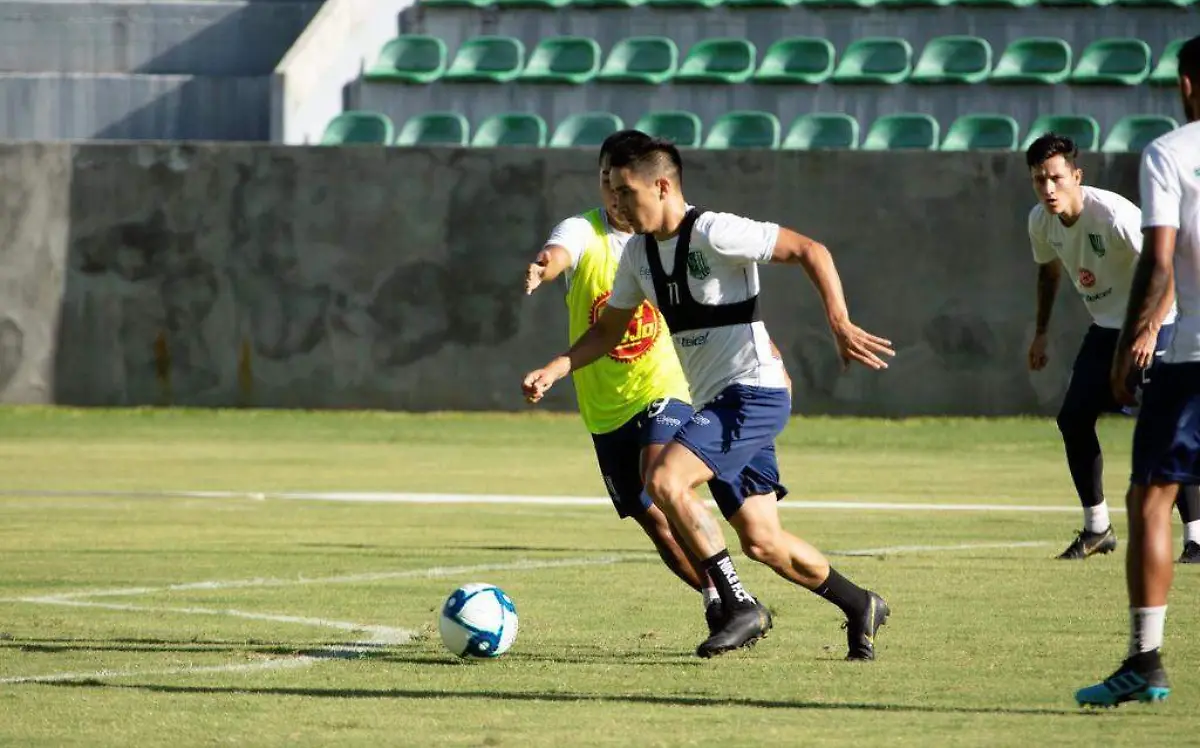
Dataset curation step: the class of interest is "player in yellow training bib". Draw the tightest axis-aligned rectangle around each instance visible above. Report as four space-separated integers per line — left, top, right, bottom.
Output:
524 131 790 641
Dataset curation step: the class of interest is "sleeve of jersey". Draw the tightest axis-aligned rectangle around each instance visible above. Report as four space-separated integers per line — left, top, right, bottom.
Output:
608 240 646 310
1139 143 1182 230
543 216 592 270
1110 193 1145 254
1027 209 1056 264
699 212 781 263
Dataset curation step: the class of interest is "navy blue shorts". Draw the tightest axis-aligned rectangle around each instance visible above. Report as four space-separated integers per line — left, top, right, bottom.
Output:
674 384 792 520
591 397 693 518
1061 323 1176 419
1131 362 1200 486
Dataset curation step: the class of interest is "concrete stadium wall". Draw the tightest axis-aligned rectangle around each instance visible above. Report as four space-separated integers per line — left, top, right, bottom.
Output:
2 142 1133 416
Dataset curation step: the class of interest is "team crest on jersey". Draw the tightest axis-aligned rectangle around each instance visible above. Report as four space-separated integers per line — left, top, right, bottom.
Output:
589 291 659 363
1087 234 1106 257
686 251 712 280
1079 268 1096 288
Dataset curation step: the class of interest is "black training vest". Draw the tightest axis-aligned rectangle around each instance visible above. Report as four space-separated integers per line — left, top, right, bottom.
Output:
644 207 762 334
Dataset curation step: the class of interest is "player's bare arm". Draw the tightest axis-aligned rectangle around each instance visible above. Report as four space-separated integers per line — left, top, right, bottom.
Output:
1113 226 1179 404
1029 260 1061 371
522 304 637 403
524 245 572 295
769 227 895 371
1130 280 1178 369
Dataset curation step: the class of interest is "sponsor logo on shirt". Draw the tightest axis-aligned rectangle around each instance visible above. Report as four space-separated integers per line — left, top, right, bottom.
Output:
1085 288 1113 303
1079 268 1096 288
678 332 710 348
686 251 712 280
590 291 660 363
1088 234 1106 258
638 266 652 278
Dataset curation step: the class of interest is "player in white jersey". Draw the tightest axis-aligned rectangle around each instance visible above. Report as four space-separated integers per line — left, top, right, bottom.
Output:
1024 133 1200 561
1076 34 1200 708
522 134 896 661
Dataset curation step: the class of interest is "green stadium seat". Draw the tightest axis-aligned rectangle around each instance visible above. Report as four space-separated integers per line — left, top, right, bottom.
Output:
471 113 548 147
726 0 799 7
520 37 601 84
954 0 1036 5
1021 115 1101 151
320 111 394 145
395 112 470 147
550 112 625 147
443 36 525 84
990 37 1073 84
1070 38 1152 85
364 36 447 84
1040 0 1116 6
910 36 993 84
940 114 1019 151
781 113 859 150
877 0 953 6
800 0 878 7
1150 39 1185 86
634 110 703 147
573 0 645 7
674 39 757 84
830 37 913 85
647 0 722 8
862 114 940 150
704 111 781 149
753 37 836 85
493 0 570 9
597 37 678 85
420 0 489 8
1101 115 1180 152
1117 0 1195 6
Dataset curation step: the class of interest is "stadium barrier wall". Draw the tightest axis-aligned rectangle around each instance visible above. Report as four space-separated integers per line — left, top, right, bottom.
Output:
2 141 1132 416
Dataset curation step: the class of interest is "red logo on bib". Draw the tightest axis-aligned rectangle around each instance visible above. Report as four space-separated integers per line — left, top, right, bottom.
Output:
1079 268 1096 288
590 291 659 363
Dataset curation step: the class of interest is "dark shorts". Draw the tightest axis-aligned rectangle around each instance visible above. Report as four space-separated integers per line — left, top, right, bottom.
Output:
674 384 792 520
591 397 693 518
1131 362 1200 486
1061 323 1176 419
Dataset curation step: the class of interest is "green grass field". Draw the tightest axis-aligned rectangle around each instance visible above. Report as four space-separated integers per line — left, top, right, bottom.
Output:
1 407 1197 746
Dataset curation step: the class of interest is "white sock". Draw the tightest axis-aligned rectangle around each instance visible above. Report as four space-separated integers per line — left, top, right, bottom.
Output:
1184 520 1200 546
1128 606 1167 657
1084 502 1111 534
702 586 721 607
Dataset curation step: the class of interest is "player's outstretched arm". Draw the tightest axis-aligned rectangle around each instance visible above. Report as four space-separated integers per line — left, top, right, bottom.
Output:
522 304 637 404
1029 261 1061 371
770 227 895 371
524 245 572 295
1114 227 1178 404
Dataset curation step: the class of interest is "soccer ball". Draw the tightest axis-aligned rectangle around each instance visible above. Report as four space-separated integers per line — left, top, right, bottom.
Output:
437 583 518 659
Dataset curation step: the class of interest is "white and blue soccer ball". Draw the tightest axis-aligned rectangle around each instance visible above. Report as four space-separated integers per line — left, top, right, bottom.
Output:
438 583 518 659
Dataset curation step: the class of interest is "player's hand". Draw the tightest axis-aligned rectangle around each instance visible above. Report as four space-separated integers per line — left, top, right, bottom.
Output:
1027 333 1049 371
522 358 569 404
1110 346 1138 407
524 251 552 295
1131 327 1157 370
832 321 894 371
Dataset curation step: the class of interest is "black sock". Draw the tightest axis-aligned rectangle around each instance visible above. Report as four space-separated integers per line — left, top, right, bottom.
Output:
701 550 756 611
813 567 869 618
1177 485 1200 525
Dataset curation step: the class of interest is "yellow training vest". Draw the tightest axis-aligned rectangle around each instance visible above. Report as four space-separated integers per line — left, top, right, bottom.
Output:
566 208 691 434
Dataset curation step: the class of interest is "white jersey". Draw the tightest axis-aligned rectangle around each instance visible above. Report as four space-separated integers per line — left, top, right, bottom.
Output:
609 208 790 407
1028 185 1176 329
1141 120 1200 363
544 209 634 287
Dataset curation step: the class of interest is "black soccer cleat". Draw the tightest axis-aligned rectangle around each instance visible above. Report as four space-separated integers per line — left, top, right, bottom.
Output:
844 591 889 661
1178 541 1200 564
1075 649 1171 708
704 601 726 638
1057 526 1118 560
696 601 772 658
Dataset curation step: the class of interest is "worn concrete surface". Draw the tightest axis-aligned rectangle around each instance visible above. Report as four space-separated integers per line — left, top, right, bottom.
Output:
2 143 1132 415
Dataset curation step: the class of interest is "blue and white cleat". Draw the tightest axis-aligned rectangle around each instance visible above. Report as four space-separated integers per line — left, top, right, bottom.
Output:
1075 650 1171 708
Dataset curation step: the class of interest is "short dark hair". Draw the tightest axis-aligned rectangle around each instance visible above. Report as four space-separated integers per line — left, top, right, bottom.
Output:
1025 133 1078 169
605 136 684 183
1179 34 1200 82
598 129 652 166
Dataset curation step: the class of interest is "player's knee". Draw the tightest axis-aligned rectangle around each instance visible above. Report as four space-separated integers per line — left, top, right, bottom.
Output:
646 467 687 510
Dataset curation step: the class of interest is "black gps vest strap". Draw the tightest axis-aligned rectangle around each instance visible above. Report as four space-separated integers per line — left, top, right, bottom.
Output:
645 207 761 334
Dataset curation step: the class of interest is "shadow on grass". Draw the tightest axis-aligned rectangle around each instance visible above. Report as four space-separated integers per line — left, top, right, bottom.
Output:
45 679 1120 718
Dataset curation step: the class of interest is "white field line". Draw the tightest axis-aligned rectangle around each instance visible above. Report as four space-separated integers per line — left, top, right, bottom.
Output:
0 657 316 685
0 489 1115 513
828 541 1053 557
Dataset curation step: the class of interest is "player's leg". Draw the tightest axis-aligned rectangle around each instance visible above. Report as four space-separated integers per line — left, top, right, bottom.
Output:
1176 484 1200 563
715 449 889 661
1056 325 1119 559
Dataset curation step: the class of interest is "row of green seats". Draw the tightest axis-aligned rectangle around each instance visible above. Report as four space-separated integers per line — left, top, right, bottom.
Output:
365 34 1185 86
321 109 1180 152
422 0 1192 10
